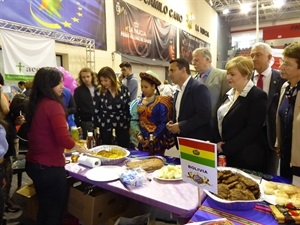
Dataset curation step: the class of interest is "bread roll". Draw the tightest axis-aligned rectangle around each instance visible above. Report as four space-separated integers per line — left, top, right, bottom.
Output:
126 158 164 172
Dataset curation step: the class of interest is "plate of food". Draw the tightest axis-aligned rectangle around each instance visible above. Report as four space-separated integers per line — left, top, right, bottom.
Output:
261 179 300 207
153 165 182 181
204 167 264 210
124 156 165 172
89 145 130 165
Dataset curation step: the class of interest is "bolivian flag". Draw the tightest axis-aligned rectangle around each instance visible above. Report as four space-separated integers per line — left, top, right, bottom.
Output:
178 138 216 168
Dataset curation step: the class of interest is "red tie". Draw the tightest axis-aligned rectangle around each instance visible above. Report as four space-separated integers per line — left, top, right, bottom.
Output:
257 74 264 89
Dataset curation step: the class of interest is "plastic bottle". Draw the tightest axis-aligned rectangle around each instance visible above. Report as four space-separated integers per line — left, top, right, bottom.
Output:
86 132 95 149
70 126 79 142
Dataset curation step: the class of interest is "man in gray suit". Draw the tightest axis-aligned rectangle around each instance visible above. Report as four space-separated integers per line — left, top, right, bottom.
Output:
250 42 285 175
192 48 230 139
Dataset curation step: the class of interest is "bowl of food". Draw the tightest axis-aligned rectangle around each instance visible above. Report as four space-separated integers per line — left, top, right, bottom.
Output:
89 145 130 165
204 167 264 210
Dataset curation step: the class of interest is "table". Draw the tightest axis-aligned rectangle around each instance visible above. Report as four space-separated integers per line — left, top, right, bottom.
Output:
65 151 203 222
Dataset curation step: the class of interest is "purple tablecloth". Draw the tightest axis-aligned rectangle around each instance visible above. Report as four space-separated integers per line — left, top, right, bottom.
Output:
189 197 277 225
65 150 201 220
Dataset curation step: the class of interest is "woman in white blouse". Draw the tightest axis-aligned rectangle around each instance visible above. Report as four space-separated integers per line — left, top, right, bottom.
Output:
215 56 268 173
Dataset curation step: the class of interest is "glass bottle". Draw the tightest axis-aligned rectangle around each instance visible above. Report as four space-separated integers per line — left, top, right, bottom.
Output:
78 127 83 140
111 128 118 145
95 127 102 146
149 134 154 155
86 132 95 149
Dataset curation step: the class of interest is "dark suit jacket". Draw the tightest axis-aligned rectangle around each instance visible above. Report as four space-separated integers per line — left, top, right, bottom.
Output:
173 77 212 141
216 86 268 172
265 69 285 150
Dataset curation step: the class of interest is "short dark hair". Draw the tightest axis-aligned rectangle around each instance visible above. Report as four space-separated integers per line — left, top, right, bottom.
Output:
119 62 132 68
170 58 191 75
18 81 26 86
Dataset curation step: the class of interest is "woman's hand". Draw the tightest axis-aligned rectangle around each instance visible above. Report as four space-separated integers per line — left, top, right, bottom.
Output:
72 142 90 154
274 147 280 156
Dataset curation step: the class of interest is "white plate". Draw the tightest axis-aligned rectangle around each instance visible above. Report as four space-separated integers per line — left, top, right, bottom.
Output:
152 169 183 181
261 179 286 205
85 166 122 182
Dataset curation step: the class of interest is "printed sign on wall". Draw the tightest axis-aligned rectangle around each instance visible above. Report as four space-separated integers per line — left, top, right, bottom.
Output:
114 0 177 61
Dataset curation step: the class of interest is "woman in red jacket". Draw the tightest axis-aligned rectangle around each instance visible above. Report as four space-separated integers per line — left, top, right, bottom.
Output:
25 67 88 225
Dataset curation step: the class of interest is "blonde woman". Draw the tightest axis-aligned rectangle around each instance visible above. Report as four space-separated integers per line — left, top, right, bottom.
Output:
216 56 268 172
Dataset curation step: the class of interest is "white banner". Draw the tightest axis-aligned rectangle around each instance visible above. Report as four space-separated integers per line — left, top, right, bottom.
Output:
0 30 56 81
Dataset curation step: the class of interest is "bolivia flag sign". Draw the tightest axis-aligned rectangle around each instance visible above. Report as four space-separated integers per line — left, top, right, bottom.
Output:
178 137 218 194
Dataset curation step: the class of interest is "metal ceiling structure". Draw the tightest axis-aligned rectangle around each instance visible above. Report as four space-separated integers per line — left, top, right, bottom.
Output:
205 0 300 27
0 19 95 71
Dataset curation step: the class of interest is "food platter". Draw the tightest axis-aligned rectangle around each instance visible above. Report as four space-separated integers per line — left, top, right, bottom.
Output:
88 145 130 165
124 156 166 172
204 167 264 210
152 169 183 181
261 179 300 206
85 166 122 182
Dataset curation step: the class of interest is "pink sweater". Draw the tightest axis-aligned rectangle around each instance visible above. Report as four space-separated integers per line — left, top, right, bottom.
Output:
26 98 75 167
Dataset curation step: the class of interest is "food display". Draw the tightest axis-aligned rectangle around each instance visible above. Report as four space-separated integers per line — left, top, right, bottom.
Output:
270 204 300 224
125 157 165 172
263 180 300 207
215 169 260 201
153 165 182 180
204 167 263 210
92 149 127 159
89 145 130 165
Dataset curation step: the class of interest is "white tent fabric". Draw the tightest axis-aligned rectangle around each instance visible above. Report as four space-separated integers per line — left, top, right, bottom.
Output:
0 30 56 80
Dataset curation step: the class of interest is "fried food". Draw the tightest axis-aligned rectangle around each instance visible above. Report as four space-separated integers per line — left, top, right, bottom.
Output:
93 149 126 159
215 170 260 201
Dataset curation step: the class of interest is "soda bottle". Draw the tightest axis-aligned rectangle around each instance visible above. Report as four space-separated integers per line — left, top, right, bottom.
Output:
86 132 95 149
111 128 118 145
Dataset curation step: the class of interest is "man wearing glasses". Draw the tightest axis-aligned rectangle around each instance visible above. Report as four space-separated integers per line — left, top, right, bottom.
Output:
250 42 285 175
119 62 138 101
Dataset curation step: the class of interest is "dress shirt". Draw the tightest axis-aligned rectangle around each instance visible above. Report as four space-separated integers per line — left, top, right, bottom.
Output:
175 76 191 122
254 67 272 95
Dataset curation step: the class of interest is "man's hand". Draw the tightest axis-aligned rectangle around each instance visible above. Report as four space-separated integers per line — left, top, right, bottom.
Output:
166 121 180 134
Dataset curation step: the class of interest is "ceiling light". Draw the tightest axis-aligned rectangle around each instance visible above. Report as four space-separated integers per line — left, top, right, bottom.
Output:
273 0 285 8
223 9 229 14
240 3 251 14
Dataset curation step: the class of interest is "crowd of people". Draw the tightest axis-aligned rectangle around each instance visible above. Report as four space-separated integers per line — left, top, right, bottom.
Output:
0 42 299 224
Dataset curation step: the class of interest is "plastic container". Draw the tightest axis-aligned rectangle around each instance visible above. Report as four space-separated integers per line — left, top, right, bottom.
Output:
70 126 79 142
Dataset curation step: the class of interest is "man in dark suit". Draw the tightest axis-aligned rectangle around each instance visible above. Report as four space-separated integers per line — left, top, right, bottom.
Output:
166 58 212 141
250 42 285 175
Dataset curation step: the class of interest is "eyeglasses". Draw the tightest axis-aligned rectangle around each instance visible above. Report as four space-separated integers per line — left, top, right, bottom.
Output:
279 59 295 68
